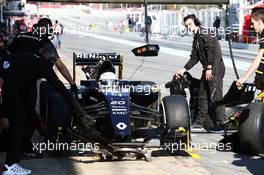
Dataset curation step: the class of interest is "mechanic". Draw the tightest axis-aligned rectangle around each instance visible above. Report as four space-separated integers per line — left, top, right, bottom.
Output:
7 18 78 158
175 14 226 132
0 44 92 175
236 8 264 94
6 18 78 159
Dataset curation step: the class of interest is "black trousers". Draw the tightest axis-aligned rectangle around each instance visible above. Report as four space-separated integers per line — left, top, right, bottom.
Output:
196 75 226 126
21 84 37 153
3 83 37 165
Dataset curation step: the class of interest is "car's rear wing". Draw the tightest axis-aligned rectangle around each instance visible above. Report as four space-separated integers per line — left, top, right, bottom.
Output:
72 52 124 81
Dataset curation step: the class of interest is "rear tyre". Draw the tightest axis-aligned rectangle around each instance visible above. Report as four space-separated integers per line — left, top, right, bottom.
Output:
238 102 264 154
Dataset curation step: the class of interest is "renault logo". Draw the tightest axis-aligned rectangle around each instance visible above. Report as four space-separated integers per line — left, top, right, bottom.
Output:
116 122 127 130
3 61 10 69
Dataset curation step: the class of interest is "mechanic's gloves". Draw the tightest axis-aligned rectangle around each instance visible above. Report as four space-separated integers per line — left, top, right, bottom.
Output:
70 83 78 93
80 117 101 136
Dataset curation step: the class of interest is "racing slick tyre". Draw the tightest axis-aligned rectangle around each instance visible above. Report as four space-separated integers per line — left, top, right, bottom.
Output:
162 95 190 129
46 94 71 143
238 102 264 154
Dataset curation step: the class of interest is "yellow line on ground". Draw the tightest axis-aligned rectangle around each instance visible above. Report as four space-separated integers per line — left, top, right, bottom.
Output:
186 148 201 159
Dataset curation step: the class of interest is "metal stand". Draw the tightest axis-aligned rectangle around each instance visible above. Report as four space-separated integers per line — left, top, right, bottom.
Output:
144 0 149 45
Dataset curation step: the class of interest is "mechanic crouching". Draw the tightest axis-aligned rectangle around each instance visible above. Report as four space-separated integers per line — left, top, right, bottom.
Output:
0 45 92 175
175 14 226 132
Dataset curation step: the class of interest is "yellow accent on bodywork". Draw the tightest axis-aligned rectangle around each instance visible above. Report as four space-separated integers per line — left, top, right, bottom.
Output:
178 127 186 132
257 91 264 101
256 70 263 74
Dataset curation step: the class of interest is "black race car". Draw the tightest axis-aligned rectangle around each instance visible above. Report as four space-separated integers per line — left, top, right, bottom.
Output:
38 52 191 161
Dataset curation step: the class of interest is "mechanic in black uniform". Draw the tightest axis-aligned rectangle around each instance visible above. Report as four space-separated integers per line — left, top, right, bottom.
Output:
0 34 9 152
0 44 92 175
175 14 226 132
8 18 77 91
7 18 78 157
236 8 264 93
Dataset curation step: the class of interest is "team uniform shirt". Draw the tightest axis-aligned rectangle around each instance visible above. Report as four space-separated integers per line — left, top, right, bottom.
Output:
254 30 264 90
0 53 76 110
184 27 225 78
258 30 264 71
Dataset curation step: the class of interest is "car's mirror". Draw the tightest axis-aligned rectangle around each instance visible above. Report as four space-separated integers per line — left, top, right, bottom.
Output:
131 44 160 57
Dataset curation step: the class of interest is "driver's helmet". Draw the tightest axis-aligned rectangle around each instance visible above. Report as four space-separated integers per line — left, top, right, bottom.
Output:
98 72 118 88
96 60 116 81
99 72 117 80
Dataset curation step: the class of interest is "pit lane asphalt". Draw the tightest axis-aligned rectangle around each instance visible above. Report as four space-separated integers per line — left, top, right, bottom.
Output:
1 33 263 175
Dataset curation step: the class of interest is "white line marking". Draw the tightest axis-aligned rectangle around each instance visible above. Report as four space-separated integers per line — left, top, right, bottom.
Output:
211 160 229 163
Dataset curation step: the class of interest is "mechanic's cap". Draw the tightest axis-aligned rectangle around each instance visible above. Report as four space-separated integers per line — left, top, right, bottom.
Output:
38 18 53 36
252 4 264 13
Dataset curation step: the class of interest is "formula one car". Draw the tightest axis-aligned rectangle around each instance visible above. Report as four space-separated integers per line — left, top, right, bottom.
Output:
39 53 191 161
